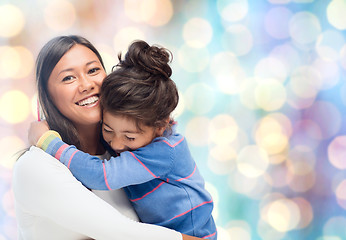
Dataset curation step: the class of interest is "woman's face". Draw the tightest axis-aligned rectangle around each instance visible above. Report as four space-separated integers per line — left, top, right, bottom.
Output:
48 44 107 128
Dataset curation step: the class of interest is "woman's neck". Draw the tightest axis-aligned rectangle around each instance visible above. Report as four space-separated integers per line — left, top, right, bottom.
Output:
76 123 105 155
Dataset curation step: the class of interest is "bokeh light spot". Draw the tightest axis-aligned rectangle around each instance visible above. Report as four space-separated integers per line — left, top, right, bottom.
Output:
289 12 321 45
239 78 261 110
268 0 291 3
227 226 251 240
0 46 20 79
0 4 25 38
263 198 301 232
289 66 322 99
44 0 76 31
237 145 269 178
125 0 173 26
172 90 185 119
270 43 301 74
178 44 209 72
335 180 346 210
208 145 237 175
254 79 287 111
209 114 238 145
313 58 340 90
185 117 211 146
183 18 213 48
304 101 341 140
113 27 146 54
328 136 346 170
264 7 292 39
292 197 313 229
316 30 345 61
0 46 35 79
254 57 288 82
222 24 253 56
217 0 248 22
184 83 215 115
340 44 346 70
287 171 316 192
0 136 25 169
287 145 316 175
228 170 271 199
323 216 346 239
210 52 246 95
327 0 346 30
0 90 30 124
255 116 289 155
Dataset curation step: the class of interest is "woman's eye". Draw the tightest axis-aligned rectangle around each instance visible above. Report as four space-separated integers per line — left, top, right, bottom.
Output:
62 76 74 82
88 67 100 74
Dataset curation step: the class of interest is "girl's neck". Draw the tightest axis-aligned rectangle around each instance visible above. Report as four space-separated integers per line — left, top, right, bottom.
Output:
76 123 105 155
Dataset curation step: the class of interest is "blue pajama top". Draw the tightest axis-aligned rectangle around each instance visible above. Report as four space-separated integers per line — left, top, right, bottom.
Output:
38 127 217 239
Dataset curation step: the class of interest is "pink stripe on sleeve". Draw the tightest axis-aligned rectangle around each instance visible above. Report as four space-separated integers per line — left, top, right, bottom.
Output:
130 179 168 202
175 164 196 182
162 136 184 148
168 199 213 221
67 150 78 169
55 144 69 160
202 232 216 239
102 162 112 190
129 152 158 178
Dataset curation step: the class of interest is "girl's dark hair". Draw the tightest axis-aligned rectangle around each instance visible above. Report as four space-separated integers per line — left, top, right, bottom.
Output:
36 35 105 148
100 40 179 131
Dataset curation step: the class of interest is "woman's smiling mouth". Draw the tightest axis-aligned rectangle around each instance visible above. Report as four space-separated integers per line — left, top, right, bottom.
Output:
76 95 99 106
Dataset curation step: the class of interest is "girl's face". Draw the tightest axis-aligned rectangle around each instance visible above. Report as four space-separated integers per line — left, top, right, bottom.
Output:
102 113 165 154
48 44 106 128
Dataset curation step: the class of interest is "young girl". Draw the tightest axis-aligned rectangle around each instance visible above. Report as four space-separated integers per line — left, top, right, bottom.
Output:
32 40 217 239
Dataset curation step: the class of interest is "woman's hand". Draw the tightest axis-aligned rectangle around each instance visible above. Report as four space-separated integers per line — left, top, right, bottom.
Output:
28 120 50 146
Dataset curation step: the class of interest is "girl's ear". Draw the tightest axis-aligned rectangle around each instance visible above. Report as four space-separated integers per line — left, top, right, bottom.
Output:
155 118 170 136
155 126 166 137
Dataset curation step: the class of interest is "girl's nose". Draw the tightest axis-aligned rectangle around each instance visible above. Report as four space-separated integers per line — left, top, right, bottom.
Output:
110 139 126 153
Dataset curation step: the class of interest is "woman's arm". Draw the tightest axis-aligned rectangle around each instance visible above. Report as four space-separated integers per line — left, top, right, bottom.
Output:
12 146 182 240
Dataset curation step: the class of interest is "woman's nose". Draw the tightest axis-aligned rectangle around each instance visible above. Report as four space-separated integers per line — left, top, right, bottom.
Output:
79 75 94 92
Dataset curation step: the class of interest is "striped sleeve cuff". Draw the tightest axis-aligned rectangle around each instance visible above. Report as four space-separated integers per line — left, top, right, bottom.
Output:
36 130 62 151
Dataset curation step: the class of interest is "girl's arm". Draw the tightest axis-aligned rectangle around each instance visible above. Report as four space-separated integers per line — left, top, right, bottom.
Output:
36 130 174 190
13 146 183 240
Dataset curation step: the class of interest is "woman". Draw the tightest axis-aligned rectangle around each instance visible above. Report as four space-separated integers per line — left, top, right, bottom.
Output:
12 35 203 240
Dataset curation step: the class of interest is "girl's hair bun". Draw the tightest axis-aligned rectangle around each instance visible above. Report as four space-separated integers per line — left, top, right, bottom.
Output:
119 40 172 80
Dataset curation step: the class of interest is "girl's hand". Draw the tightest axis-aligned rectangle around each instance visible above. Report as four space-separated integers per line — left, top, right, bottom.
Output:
28 120 50 146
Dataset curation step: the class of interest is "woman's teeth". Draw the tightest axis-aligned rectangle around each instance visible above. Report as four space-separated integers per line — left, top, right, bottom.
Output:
77 96 99 106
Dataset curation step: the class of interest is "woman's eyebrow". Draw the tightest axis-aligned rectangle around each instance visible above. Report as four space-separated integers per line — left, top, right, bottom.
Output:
86 60 98 66
57 61 99 76
58 68 74 77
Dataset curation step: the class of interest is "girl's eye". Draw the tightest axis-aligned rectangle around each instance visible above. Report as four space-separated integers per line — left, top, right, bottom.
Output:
88 67 100 74
103 128 112 133
126 136 135 141
62 76 74 82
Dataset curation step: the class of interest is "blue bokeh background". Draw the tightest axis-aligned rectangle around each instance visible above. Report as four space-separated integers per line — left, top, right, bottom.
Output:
1 0 346 239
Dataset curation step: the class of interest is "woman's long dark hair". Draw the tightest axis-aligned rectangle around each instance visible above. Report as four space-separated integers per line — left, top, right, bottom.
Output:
36 35 105 148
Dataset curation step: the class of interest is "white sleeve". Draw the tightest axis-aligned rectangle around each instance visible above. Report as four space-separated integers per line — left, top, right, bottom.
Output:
12 146 182 240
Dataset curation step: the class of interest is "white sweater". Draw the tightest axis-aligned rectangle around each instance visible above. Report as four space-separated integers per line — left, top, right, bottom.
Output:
12 146 182 240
